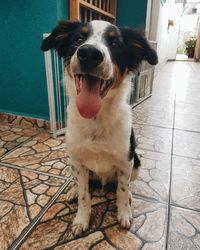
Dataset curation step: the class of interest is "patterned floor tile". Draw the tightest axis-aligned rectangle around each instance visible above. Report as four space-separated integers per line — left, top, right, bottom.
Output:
133 124 172 154
133 97 175 113
19 186 167 250
168 206 200 250
0 124 38 158
131 150 170 203
1 132 69 176
171 156 200 211
0 165 64 250
133 107 173 128
173 130 200 159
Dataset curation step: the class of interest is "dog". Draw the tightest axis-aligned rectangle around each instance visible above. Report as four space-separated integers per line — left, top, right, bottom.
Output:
41 20 157 235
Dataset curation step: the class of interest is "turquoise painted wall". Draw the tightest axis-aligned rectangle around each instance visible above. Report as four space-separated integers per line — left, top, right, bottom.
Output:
116 0 148 29
0 0 68 120
0 0 147 120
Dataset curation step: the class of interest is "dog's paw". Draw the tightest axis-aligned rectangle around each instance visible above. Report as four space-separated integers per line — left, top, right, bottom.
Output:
72 216 89 235
117 206 133 229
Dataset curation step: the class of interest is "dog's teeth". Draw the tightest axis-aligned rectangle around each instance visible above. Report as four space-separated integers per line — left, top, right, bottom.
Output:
79 76 83 89
101 81 106 91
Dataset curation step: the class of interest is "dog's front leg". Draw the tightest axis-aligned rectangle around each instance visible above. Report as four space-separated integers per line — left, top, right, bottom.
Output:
72 165 91 235
117 163 133 229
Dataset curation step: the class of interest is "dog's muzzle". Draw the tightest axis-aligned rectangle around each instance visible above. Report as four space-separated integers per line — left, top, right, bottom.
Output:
73 45 113 119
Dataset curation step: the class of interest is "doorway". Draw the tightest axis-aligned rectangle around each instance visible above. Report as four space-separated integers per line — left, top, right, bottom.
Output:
176 1 200 60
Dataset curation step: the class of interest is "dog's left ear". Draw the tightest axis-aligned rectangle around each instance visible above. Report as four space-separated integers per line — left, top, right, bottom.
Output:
41 20 81 57
120 27 158 70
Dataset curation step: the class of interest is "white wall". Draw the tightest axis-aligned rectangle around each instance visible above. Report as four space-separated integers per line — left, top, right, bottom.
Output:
155 2 172 72
148 1 181 73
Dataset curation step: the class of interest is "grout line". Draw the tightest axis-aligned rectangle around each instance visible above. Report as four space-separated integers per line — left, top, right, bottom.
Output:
170 203 200 213
134 121 200 135
172 153 200 162
174 127 200 134
0 162 69 180
165 93 176 250
8 177 73 250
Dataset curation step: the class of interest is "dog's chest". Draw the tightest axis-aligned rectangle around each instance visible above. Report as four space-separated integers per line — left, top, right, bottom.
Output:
66 112 130 174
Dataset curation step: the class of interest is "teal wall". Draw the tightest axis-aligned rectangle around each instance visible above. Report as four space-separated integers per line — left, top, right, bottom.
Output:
0 0 147 120
0 0 68 120
116 0 148 29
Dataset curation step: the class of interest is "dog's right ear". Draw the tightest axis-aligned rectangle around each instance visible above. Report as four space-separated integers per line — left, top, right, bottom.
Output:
41 20 81 57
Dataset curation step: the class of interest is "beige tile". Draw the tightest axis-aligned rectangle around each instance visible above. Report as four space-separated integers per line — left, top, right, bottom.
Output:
168 206 200 250
175 112 200 132
171 156 200 210
133 108 173 128
133 124 172 154
173 130 200 159
131 150 170 203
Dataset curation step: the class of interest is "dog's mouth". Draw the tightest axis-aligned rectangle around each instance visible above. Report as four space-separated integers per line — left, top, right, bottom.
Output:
74 74 113 119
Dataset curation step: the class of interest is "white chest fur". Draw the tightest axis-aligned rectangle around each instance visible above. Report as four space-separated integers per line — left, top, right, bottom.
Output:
65 73 133 179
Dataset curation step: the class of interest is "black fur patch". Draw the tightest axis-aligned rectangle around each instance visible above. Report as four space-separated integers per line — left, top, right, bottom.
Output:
41 21 91 64
129 128 141 169
119 28 158 70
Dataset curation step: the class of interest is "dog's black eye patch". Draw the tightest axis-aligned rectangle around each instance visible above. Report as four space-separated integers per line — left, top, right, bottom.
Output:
41 21 92 60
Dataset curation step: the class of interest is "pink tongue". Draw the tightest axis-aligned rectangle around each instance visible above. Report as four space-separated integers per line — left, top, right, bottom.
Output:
76 76 101 119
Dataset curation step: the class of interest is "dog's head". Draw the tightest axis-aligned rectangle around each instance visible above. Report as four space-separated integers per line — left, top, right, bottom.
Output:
41 20 158 119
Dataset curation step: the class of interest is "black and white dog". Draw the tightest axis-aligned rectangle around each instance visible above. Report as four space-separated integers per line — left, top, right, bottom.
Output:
41 20 157 235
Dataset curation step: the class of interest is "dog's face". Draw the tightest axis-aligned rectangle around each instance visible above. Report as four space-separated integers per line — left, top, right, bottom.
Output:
41 20 158 118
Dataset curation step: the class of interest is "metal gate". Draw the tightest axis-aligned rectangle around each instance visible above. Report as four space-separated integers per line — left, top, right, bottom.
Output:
43 33 68 138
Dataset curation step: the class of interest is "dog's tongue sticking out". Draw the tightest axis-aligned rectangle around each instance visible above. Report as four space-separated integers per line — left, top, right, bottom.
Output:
76 75 101 119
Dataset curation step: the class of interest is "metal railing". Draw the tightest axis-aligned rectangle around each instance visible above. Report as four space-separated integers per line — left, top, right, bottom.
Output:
43 33 68 138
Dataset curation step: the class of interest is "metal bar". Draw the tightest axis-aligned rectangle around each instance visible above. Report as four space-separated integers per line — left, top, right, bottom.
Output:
56 53 63 129
54 51 62 131
61 58 67 130
43 34 57 138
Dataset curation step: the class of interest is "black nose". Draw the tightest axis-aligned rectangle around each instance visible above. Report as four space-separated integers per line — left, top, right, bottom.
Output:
77 45 104 70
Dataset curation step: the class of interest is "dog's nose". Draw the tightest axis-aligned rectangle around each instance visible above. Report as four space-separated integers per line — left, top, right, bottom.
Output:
77 45 104 70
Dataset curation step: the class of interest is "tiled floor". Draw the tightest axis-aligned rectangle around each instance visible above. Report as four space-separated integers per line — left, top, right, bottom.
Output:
1 61 200 250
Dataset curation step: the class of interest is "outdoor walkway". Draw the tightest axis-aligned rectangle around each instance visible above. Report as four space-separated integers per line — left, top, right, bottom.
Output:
1 61 200 250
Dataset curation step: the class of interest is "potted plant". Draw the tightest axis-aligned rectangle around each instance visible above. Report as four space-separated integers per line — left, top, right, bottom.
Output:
185 37 197 58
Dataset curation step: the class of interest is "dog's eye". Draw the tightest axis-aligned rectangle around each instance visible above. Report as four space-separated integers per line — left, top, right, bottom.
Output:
75 36 84 45
110 41 120 48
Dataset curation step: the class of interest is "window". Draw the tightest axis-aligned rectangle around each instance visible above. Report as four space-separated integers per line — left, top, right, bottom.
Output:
69 0 116 23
